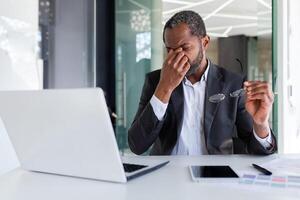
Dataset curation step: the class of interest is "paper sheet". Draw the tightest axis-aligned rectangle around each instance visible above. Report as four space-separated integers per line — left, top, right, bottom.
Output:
261 158 300 176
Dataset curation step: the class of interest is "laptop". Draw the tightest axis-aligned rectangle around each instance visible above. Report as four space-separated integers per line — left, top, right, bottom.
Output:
0 88 169 183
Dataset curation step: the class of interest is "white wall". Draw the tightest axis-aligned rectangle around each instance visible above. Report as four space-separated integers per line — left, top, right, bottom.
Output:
284 0 300 153
277 0 300 153
0 0 41 175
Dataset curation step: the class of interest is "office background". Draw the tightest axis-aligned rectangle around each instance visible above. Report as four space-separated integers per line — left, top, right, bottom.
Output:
0 0 300 174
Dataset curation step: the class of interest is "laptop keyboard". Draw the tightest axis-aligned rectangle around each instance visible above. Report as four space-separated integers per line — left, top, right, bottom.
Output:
123 163 147 173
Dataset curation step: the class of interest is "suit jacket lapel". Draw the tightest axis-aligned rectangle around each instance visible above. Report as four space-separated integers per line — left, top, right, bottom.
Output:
204 64 224 142
170 83 184 138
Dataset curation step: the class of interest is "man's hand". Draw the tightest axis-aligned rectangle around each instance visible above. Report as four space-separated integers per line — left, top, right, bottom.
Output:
154 48 190 103
244 81 274 138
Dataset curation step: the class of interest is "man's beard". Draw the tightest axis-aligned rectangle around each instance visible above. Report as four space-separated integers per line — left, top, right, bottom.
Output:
186 47 203 77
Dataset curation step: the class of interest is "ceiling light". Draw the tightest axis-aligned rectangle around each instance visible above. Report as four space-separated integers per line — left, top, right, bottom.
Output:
129 0 150 13
257 0 272 10
258 10 272 15
130 9 151 32
223 26 233 35
162 0 193 5
163 0 215 15
207 32 228 37
207 23 257 31
203 0 235 21
212 13 257 20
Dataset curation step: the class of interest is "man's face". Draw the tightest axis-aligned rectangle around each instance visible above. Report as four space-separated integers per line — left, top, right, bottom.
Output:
164 23 207 76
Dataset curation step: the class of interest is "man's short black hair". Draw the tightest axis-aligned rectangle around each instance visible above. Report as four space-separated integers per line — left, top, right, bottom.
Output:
163 10 206 42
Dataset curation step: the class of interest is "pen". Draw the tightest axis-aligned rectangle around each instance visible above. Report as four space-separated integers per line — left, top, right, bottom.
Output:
252 163 272 175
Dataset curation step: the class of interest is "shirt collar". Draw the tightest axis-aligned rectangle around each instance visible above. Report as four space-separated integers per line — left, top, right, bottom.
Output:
202 59 210 82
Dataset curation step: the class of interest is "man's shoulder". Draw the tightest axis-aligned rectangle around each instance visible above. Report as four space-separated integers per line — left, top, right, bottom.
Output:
146 69 161 82
211 63 245 82
146 69 161 77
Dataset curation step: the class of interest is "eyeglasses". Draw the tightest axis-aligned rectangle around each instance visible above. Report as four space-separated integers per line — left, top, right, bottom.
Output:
208 88 245 103
208 58 245 103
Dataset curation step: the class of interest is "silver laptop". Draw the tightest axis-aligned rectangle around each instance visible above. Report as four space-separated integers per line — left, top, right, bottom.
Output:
0 88 168 183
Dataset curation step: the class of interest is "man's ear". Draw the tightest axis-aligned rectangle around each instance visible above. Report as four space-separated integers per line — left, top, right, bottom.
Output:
202 35 210 50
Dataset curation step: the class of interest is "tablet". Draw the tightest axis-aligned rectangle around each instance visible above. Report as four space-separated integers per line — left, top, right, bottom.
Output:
189 165 239 182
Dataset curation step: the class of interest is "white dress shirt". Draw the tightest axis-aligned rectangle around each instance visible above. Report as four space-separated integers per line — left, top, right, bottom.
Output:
150 61 272 155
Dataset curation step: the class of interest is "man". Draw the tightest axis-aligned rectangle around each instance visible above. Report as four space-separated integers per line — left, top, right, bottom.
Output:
128 10 277 155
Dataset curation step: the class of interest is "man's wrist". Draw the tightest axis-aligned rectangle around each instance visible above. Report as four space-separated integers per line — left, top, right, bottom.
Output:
253 128 272 149
154 83 173 103
253 122 270 138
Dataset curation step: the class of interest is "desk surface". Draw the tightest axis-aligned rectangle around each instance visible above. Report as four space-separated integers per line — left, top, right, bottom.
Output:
0 154 299 200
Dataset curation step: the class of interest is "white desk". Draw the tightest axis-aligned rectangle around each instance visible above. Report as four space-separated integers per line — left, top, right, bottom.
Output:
0 154 299 200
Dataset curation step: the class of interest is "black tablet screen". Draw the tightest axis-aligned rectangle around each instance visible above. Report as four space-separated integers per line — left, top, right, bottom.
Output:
190 165 239 178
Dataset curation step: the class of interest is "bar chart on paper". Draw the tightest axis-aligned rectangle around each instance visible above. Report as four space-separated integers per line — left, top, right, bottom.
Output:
240 174 300 189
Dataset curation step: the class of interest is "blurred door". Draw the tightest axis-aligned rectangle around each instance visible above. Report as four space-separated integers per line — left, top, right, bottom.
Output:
115 0 163 153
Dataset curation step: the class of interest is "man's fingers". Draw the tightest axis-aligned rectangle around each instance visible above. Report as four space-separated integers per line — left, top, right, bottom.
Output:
245 83 269 90
172 51 185 68
246 85 268 94
247 92 271 102
166 51 177 65
177 56 189 71
166 48 182 61
181 62 190 75
244 81 273 100
244 81 263 88
244 80 266 86
244 81 270 90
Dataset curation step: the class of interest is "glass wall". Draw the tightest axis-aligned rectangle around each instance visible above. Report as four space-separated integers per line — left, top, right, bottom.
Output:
257 0 274 133
0 0 41 174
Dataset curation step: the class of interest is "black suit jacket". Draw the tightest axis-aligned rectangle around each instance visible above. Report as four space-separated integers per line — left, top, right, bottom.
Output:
128 63 277 155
